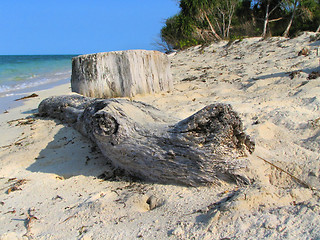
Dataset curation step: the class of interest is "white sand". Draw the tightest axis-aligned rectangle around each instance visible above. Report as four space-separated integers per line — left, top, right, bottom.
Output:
1 32 320 239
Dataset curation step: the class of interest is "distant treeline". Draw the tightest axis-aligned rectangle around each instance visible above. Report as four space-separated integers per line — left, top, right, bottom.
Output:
160 0 320 50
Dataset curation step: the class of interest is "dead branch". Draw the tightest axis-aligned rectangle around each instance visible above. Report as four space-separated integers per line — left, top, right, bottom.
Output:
0 137 28 149
257 156 315 190
15 93 38 101
268 17 283 23
6 179 28 194
23 208 38 238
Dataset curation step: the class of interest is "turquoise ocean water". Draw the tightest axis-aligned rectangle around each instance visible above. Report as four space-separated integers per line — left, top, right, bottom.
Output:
0 55 77 112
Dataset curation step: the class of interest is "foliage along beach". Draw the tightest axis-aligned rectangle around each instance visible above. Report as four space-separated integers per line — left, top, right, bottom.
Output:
160 0 320 51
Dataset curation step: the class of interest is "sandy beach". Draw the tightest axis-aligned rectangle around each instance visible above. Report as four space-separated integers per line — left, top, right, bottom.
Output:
1 32 320 239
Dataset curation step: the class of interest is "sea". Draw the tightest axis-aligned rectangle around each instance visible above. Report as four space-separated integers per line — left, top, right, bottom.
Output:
0 55 77 112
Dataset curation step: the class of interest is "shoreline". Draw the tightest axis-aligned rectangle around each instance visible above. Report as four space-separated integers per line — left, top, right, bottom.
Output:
0 77 71 113
0 80 72 147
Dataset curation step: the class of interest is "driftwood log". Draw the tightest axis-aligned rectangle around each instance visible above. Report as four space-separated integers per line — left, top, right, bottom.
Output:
38 95 255 186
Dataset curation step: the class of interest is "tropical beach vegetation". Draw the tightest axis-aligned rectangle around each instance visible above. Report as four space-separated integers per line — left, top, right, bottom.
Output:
160 0 320 50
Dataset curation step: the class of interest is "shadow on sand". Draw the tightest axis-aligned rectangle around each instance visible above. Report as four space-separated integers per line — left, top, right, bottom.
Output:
26 122 113 179
242 65 320 90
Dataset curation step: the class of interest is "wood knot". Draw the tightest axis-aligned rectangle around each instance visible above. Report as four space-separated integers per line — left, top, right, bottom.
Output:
92 112 119 136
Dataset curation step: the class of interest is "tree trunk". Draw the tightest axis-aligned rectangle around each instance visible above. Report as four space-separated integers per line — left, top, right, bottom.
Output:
204 13 223 41
219 8 226 38
261 0 282 38
283 0 298 37
226 4 236 38
71 50 173 99
316 23 320 32
38 95 255 186
262 1 270 38
195 27 206 42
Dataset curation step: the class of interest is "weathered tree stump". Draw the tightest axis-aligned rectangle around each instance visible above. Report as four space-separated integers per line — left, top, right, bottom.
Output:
71 50 173 98
38 95 255 186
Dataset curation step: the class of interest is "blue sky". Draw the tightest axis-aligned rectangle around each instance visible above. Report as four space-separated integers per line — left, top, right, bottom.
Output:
0 0 179 55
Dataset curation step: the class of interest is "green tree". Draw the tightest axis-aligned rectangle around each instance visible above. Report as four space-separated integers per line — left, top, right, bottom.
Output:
291 0 320 33
180 0 223 40
282 0 320 36
261 0 283 38
233 0 260 37
283 0 299 36
161 14 197 49
252 0 284 37
160 0 320 50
